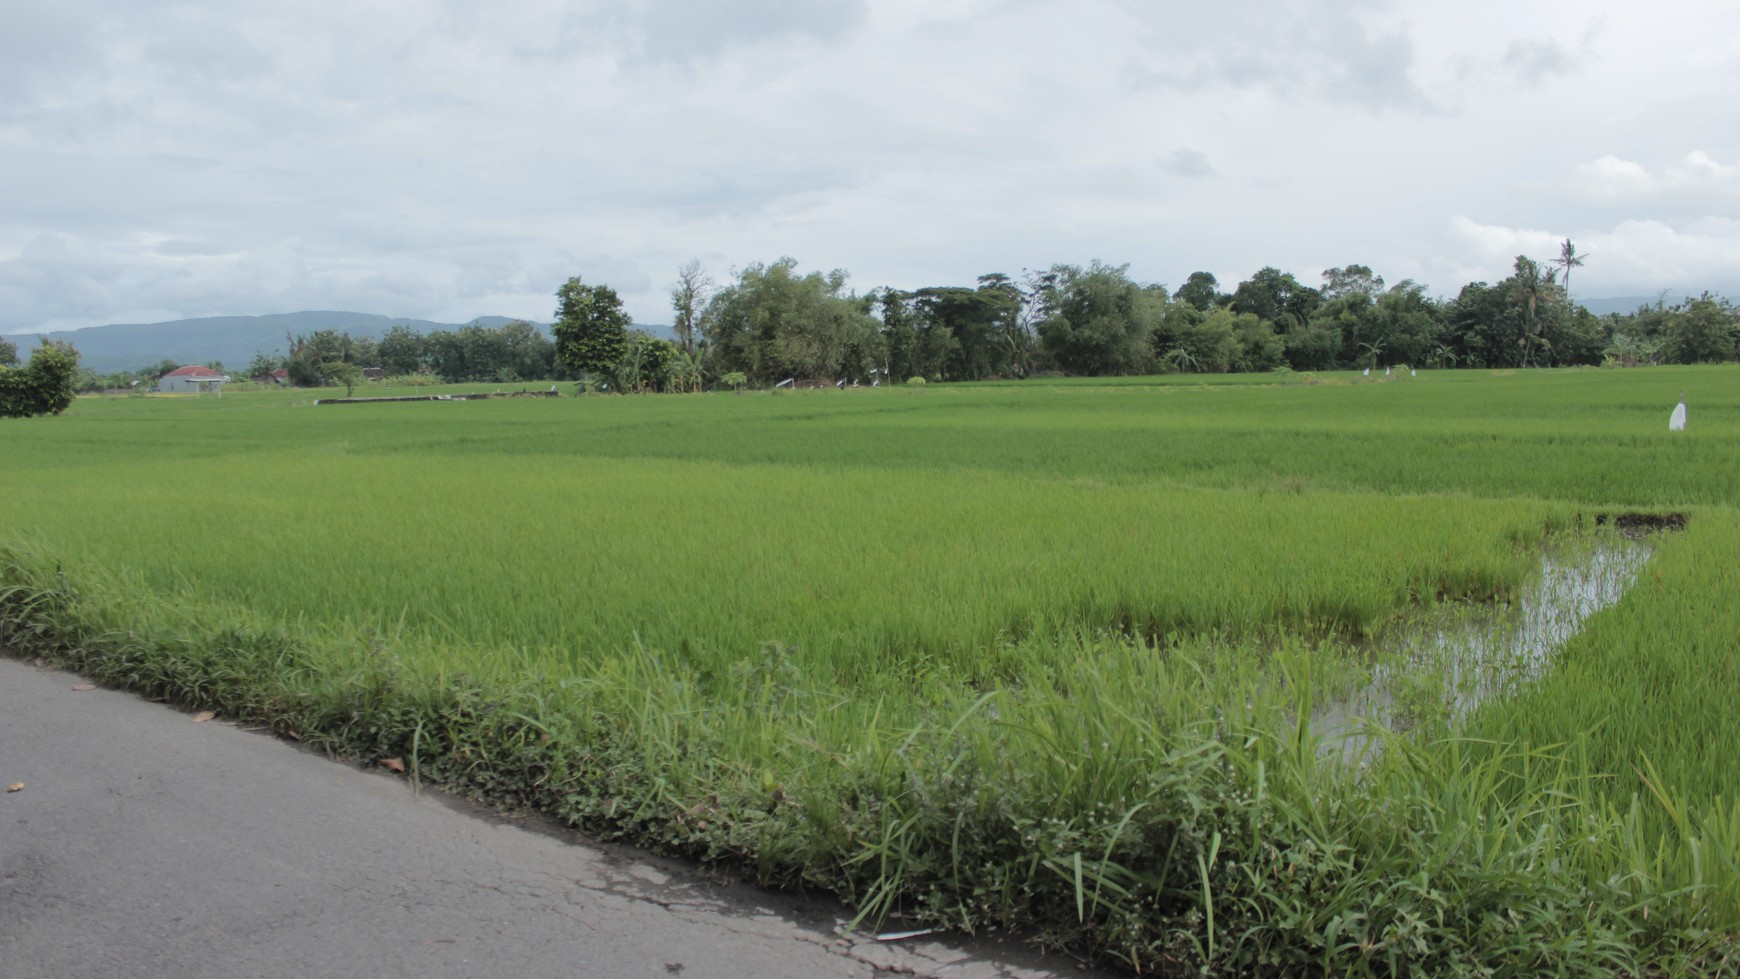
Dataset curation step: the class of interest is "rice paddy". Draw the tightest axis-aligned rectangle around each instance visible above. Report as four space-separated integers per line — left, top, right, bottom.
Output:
3 366 1737 975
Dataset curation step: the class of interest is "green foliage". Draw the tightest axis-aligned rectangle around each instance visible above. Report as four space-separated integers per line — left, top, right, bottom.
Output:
703 259 882 383
0 337 17 366
424 321 558 383
665 348 704 393
286 329 357 386
1320 263 1385 302
1035 261 1162 375
322 360 363 397
1230 265 1322 326
610 330 678 393
909 275 1028 380
552 276 631 377
1662 294 1739 364
1173 270 1222 311
245 351 283 379
377 324 428 377
0 340 81 418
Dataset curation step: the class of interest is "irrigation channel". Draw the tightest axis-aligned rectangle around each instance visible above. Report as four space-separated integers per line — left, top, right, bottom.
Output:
1311 528 1665 761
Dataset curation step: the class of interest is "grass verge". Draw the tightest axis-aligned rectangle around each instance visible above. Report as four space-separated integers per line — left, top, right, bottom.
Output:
6 540 1736 977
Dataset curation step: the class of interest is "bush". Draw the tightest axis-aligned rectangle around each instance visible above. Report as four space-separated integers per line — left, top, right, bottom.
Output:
0 341 81 419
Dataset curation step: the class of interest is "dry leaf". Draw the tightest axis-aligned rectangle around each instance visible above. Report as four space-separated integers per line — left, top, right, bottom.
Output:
6 783 22 793
282 730 301 741
191 711 216 723
381 758 406 773
70 684 96 692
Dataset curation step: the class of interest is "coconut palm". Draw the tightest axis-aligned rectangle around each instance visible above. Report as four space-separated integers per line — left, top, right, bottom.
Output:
1510 256 1558 368
1552 239 1588 300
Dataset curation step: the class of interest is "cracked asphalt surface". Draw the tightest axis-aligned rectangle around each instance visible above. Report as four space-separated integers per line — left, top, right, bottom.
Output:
0 657 1113 979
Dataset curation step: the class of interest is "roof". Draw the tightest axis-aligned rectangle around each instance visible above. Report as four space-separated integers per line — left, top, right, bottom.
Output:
162 365 227 379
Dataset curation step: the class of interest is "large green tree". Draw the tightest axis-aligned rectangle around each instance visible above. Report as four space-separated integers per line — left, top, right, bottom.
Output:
1034 262 1163 375
0 338 17 367
1508 256 1558 367
286 330 351 386
911 276 1024 381
1320 264 1386 302
876 288 920 382
377 324 429 376
0 340 81 418
1662 294 1739 363
1230 267 1323 328
1173 271 1223 312
552 277 632 377
702 259 882 383
1366 282 1444 367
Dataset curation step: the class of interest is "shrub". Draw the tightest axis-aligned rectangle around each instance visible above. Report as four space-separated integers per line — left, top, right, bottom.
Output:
0 341 81 418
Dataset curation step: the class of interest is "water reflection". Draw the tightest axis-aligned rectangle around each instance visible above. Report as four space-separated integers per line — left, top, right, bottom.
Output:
1314 535 1655 757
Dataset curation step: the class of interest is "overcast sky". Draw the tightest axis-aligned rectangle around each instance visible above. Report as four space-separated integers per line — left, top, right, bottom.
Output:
3 0 1737 333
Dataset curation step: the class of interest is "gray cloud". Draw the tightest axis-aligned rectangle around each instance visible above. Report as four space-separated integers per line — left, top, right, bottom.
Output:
1499 39 1580 86
1119 3 1438 113
586 0 868 65
1160 148 1216 179
4 0 1739 333
0 0 104 100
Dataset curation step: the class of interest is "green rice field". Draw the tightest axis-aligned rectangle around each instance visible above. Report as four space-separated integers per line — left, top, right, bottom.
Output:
3 367 1737 975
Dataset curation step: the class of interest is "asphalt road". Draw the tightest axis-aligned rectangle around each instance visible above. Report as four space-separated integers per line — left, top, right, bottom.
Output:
0 656 1109 979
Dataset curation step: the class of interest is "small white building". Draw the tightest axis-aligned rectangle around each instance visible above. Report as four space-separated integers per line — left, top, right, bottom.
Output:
158 365 231 394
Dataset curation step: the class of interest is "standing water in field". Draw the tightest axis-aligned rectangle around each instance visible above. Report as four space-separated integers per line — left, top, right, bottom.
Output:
1313 533 1657 757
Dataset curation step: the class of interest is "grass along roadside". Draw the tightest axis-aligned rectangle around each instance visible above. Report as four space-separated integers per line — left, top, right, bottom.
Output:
3 521 1735 976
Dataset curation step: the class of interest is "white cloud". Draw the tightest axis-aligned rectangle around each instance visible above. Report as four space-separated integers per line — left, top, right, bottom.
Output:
1446 214 1740 296
1570 151 1740 204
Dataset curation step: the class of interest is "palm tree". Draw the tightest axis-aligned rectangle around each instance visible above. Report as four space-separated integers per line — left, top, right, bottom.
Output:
1551 239 1587 300
1510 256 1558 368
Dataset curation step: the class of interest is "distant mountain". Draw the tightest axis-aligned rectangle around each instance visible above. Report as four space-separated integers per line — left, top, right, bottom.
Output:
1576 295 1730 316
3 312 547 375
3 312 680 374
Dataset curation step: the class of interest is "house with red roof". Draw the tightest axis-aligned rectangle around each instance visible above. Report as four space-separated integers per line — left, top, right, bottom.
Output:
158 365 231 394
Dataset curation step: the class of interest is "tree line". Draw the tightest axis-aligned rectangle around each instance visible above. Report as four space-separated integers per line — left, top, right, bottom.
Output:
12 240 1740 404
553 244 1740 390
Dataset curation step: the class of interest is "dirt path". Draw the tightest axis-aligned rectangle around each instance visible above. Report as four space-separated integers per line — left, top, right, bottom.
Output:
0 656 1109 979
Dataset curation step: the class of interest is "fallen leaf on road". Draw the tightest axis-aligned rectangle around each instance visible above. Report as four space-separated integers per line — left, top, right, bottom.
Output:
191 711 216 723
283 730 300 741
70 684 95 692
381 758 406 773
6 783 22 793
